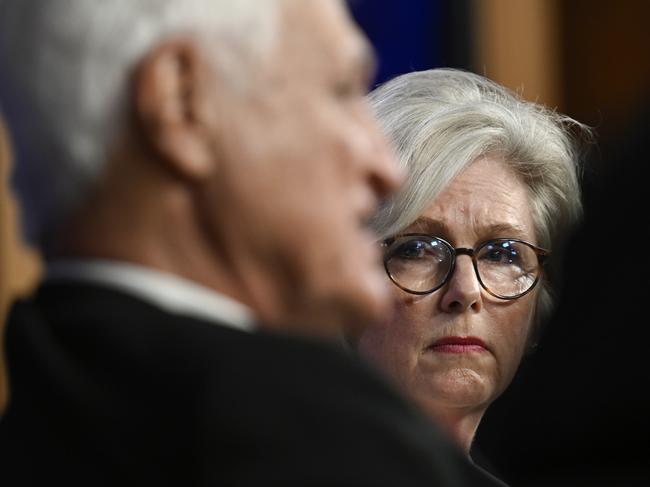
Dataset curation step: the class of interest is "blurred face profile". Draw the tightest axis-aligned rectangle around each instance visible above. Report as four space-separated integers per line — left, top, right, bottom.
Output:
357 157 537 420
196 0 401 333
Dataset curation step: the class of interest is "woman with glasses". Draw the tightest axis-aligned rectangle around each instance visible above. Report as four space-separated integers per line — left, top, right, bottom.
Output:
353 69 589 454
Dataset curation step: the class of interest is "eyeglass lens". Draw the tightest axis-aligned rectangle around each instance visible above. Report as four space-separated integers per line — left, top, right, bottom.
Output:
384 236 540 298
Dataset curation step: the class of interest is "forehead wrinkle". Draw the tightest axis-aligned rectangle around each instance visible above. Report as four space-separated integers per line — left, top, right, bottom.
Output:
464 202 532 241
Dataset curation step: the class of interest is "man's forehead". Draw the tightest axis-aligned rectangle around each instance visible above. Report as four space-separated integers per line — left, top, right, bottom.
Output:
281 0 373 71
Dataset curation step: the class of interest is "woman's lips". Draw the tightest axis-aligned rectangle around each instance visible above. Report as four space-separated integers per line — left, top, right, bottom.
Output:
428 336 488 354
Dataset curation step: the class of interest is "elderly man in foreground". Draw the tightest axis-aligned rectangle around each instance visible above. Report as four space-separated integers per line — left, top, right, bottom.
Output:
0 0 504 485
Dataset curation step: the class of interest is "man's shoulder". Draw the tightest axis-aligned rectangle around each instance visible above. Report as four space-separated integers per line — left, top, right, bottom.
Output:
9 280 248 349
4 281 262 417
5 280 374 399
3 281 506 487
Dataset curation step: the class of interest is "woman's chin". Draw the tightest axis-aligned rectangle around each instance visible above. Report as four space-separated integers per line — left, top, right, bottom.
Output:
412 367 494 411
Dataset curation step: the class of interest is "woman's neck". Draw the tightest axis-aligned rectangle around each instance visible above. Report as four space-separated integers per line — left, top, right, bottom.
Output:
415 397 487 454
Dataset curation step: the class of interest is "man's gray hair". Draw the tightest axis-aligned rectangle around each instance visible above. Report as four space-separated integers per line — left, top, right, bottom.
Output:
369 68 590 332
0 0 281 243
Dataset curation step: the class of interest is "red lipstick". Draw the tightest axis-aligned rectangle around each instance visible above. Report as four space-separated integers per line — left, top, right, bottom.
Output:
428 336 487 354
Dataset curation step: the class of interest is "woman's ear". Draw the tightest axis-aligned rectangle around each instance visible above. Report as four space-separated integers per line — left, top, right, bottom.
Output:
132 39 219 181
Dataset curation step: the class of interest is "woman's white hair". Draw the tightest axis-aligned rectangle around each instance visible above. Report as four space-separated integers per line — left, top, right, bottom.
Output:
0 0 283 243
369 68 590 332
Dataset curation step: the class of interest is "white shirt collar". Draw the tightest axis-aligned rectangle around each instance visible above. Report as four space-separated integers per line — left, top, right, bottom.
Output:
45 259 256 333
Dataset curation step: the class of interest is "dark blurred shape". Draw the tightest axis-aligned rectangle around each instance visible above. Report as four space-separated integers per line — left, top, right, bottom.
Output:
474 97 650 486
562 0 650 139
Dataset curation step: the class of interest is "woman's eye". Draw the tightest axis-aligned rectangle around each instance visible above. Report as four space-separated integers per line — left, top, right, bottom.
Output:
485 249 504 262
483 246 519 265
396 241 427 259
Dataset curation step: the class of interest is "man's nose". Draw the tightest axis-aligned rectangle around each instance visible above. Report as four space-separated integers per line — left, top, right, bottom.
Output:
439 255 482 313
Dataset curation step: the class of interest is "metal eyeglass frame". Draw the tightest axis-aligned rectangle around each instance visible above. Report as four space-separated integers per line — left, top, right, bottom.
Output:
381 233 550 300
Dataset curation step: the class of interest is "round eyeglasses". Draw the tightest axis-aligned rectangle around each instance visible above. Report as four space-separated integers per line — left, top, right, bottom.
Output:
381 234 549 300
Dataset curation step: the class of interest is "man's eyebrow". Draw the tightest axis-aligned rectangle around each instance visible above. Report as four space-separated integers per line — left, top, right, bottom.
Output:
344 37 376 90
358 42 377 89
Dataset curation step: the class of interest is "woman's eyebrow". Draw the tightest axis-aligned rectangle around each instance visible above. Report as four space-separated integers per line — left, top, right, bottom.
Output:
407 218 529 240
479 222 530 239
407 217 451 236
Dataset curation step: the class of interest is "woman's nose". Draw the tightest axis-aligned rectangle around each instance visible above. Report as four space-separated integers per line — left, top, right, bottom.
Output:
439 255 482 313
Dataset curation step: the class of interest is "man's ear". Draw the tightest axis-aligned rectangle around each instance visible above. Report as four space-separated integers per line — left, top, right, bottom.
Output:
132 39 219 181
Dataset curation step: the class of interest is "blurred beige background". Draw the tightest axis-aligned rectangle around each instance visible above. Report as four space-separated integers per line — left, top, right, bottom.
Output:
474 0 650 139
0 116 42 414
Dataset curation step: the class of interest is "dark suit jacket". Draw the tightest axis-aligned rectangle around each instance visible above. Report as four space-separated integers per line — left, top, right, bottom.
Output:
0 281 505 486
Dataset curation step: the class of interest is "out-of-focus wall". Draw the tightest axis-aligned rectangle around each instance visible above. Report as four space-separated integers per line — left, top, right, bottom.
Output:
473 0 650 141
562 0 650 137
474 0 562 110
350 0 448 84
